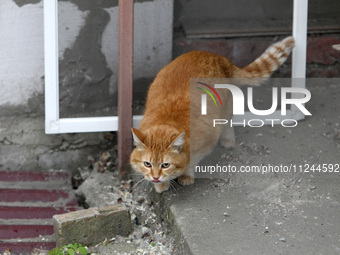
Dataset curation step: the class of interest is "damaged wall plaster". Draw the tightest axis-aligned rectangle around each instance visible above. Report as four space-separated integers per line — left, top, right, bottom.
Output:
0 0 172 116
0 0 173 171
0 0 88 107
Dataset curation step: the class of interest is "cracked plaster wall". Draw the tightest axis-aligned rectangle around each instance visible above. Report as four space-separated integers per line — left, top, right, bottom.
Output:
0 0 173 171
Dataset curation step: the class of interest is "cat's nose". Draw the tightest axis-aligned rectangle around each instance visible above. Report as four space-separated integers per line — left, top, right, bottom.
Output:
152 177 160 182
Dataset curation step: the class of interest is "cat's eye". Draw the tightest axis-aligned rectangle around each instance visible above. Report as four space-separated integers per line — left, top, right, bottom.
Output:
144 161 152 168
161 163 170 168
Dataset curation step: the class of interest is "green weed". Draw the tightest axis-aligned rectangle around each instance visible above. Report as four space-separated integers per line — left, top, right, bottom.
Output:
48 243 88 255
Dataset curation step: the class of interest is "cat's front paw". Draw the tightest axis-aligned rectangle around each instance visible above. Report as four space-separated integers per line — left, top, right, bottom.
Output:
219 138 235 148
154 182 170 193
177 175 194 186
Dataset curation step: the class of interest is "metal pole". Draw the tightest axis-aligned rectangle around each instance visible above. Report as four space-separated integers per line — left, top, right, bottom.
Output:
291 0 308 120
118 0 134 179
292 0 308 79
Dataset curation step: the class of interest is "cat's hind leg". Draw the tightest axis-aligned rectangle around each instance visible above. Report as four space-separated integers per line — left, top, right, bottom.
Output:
219 124 235 148
177 150 208 186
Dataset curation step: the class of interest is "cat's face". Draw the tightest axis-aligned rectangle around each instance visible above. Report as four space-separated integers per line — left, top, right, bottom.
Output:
130 127 188 183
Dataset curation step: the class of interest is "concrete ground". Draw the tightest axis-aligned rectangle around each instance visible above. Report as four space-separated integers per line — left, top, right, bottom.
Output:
68 79 340 255
170 79 340 254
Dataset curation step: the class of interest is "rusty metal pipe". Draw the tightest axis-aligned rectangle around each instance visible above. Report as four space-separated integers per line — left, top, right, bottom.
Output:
118 0 134 178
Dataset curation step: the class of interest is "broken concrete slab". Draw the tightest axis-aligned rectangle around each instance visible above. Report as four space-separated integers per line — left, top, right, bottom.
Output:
53 205 132 247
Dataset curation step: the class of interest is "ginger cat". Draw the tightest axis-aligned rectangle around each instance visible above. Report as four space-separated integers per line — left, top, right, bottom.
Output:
130 37 295 193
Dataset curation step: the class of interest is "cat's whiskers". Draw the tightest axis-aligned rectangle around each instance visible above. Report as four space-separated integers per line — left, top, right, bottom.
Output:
129 173 144 178
142 179 150 190
167 173 180 180
131 177 147 190
172 178 181 188
169 179 178 192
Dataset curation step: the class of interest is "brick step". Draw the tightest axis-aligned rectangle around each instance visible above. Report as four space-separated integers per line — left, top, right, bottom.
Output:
0 189 72 203
0 206 78 219
0 170 70 182
0 225 54 239
0 241 56 253
0 181 72 190
0 200 79 208
0 218 53 226
0 170 81 254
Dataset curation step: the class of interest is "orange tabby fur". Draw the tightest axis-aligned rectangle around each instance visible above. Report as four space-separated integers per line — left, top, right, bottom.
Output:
130 37 295 193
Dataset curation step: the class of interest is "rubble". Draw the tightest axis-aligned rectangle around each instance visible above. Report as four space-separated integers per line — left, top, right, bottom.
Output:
74 150 176 254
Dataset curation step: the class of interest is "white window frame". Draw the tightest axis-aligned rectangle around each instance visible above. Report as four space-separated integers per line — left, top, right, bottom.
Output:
43 0 142 134
44 0 308 134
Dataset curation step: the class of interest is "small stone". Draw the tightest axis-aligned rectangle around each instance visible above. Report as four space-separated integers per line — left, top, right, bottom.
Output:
3 138 12 145
137 197 145 205
279 238 286 242
97 161 105 173
100 151 111 163
92 162 100 172
121 181 133 191
104 132 115 141
59 141 69 150
3 248 11 255
31 248 48 255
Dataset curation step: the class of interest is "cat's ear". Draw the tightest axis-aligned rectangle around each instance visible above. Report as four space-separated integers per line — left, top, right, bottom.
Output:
131 128 146 148
168 132 185 153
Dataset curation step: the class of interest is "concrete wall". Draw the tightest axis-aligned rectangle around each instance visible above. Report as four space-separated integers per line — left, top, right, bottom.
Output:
173 0 340 78
173 35 340 78
174 0 340 30
0 0 173 171
1 0 173 117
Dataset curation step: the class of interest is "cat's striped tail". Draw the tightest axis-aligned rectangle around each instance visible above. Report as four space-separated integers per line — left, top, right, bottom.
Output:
232 36 295 83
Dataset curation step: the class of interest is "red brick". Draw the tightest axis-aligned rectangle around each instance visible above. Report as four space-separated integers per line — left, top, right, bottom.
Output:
307 37 340 65
227 37 275 67
174 38 228 58
0 206 77 219
0 242 56 253
66 197 79 207
0 189 70 203
0 225 54 239
0 170 70 182
306 66 340 78
174 36 288 68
